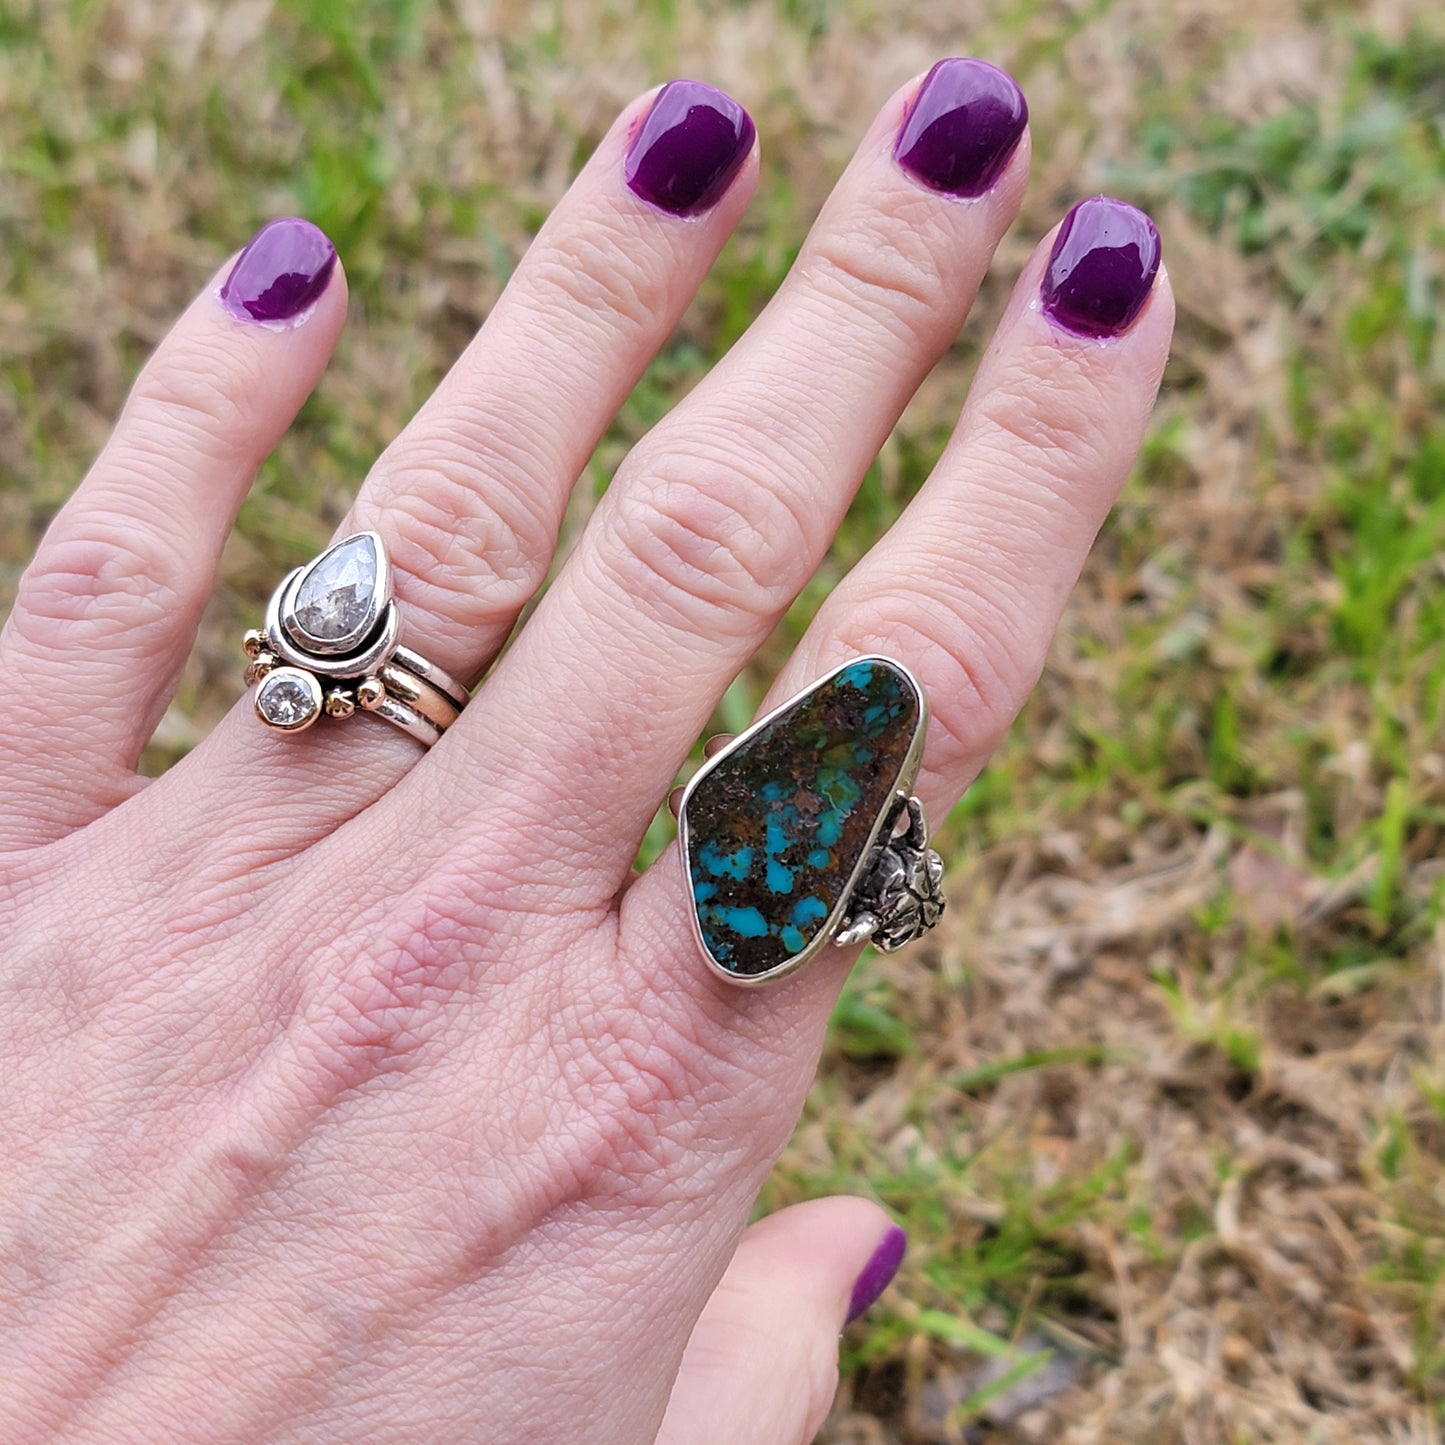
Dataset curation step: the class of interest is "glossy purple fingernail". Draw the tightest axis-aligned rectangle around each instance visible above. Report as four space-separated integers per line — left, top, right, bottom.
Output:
220 217 337 324
1040 197 1161 339
625 80 755 217
894 58 1028 198
846 1225 906 1324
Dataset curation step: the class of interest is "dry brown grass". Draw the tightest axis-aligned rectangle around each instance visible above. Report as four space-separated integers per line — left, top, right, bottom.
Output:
2 1 1443 1441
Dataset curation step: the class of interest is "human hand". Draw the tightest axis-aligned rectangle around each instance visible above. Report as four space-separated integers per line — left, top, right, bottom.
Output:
0 62 1170 1443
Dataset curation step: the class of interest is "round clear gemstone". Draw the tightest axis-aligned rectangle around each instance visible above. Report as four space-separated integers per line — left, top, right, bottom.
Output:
291 534 379 645
256 669 320 729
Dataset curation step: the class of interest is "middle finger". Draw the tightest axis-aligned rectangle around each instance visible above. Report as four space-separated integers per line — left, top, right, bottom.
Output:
425 58 1031 889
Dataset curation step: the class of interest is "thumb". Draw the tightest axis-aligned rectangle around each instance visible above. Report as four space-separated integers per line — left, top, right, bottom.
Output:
655 1198 906 1445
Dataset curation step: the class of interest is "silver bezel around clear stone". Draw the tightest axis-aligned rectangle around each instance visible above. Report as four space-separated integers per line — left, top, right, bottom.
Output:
281 530 391 657
254 666 323 732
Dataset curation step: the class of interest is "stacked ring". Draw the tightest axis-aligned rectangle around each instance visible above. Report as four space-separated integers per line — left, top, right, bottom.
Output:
243 531 467 747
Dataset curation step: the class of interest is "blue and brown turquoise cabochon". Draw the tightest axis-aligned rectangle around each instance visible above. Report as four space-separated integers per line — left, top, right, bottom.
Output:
681 658 924 981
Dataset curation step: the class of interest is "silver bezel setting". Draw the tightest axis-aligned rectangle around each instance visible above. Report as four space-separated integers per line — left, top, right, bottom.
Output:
283 530 392 655
245 531 467 748
265 567 404 681
677 655 931 988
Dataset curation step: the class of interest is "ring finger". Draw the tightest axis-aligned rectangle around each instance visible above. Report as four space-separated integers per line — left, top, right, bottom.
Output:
170 79 761 841
416 58 1034 887
340 79 759 685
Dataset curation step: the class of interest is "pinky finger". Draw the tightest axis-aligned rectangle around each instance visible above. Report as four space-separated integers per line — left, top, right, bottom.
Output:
656 1198 905 1445
0 218 345 845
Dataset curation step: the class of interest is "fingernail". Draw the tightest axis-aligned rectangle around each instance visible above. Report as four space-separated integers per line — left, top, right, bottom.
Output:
220 217 337 325
846 1225 907 1324
894 58 1028 198
1040 196 1161 339
625 79 755 217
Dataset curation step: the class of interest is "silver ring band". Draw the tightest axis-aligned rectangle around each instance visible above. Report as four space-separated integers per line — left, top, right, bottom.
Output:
389 646 468 712
369 691 443 748
377 662 462 730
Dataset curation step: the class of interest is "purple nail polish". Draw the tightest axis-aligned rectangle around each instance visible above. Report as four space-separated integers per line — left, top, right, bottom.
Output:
846 1225 907 1324
894 58 1028 199
220 217 337 324
625 80 755 218
1040 197 1161 339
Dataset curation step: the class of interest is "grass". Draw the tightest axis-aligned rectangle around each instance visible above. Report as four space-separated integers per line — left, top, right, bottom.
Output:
3 0 1445 1439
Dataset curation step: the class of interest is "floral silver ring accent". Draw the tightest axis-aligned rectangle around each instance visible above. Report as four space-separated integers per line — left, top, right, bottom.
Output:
243 531 467 748
678 656 946 987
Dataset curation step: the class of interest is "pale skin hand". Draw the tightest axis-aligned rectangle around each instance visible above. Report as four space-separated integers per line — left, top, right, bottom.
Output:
0 69 1171 1444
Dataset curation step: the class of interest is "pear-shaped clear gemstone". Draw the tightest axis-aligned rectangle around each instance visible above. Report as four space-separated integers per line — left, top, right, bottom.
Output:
290 533 381 649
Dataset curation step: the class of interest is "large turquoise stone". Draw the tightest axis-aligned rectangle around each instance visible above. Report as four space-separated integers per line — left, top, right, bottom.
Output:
681 658 924 981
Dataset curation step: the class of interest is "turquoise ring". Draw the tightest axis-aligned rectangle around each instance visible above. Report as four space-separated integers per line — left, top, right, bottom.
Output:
678 656 946 986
